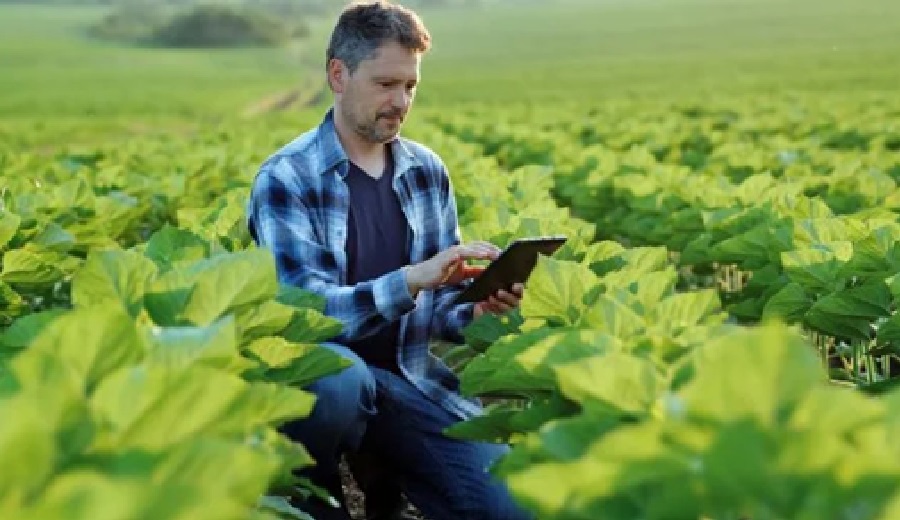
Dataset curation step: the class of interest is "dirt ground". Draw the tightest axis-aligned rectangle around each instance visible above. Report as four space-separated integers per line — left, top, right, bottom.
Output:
339 460 426 520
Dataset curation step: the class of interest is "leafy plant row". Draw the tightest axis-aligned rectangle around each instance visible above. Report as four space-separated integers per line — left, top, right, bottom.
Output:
0 118 349 520
423 99 900 389
415 126 900 520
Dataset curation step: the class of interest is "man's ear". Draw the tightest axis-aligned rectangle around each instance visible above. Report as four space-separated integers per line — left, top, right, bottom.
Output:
327 58 347 94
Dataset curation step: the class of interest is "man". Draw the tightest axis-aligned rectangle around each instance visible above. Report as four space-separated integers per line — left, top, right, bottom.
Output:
247 2 531 520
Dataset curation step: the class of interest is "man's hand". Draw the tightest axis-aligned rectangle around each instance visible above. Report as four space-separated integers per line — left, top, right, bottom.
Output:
473 283 524 318
405 241 500 296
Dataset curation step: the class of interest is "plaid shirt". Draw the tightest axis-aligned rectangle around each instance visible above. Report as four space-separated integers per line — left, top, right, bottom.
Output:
247 109 481 419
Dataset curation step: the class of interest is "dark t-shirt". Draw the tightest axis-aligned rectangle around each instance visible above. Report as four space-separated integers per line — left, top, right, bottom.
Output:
343 148 410 373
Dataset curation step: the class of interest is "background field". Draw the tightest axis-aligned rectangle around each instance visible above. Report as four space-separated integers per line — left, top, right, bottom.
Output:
3 0 900 121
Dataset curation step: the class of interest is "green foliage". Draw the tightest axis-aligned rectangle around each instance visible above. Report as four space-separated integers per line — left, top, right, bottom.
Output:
150 5 293 48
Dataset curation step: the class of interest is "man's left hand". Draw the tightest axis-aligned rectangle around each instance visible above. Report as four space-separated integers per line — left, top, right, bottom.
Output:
473 283 524 318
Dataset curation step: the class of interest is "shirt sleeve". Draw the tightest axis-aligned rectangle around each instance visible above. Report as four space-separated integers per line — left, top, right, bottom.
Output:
248 158 416 343
428 163 477 344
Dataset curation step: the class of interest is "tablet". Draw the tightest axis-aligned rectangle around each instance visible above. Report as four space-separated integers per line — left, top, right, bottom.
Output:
452 236 567 304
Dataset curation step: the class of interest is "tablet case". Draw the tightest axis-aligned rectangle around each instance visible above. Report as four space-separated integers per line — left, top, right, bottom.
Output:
452 236 567 304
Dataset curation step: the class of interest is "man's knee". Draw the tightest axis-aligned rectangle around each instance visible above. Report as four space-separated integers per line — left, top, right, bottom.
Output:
309 342 376 414
458 486 533 520
282 342 376 450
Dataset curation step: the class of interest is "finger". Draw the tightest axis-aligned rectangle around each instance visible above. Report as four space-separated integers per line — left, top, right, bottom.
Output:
488 296 511 314
510 283 525 297
440 258 463 284
459 242 500 260
495 290 519 307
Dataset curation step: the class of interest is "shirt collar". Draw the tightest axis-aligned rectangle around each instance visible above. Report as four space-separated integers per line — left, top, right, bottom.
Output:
317 108 421 178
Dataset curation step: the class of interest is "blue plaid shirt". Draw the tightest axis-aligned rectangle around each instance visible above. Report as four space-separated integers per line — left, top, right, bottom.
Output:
247 109 481 419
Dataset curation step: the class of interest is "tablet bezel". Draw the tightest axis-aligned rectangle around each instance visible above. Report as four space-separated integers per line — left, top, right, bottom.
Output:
451 235 567 305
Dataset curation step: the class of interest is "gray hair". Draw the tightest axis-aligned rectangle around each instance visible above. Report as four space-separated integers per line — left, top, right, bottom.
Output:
326 1 431 73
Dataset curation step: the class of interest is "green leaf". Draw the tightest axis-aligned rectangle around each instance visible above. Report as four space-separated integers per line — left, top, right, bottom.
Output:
677 324 825 426
711 222 792 269
145 249 279 326
234 300 297 344
876 313 900 347
649 289 722 329
447 395 579 444
0 308 67 351
276 284 326 312
0 246 68 286
31 222 75 252
462 310 524 352
10 306 146 393
258 495 315 520
803 281 891 340
781 242 853 293
459 328 558 398
144 316 254 374
0 392 59 500
520 255 600 326
251 340 351 388
91 365 314 450
144 225 211 270
72 249 158 317
0 210 20 251
244 337 315 369
281 308 343 344
761 282 812 322
579 290 645 339
554 353 660 415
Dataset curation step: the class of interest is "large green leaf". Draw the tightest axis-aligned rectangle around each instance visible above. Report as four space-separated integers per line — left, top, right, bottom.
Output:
677 324 825 426
459 328 557 398
505 422 698 520
648 289 723 329
554 353 660 415
23 470 250 520
10 306 146 393
276 284 326 313
0 210 20 251
281 308 343 344
144 249 278 326
0 246 70 286
579 290 645 339
31 222 76 252
234 300 297 344
781 242 853 293
72 250 158 317
143 225 211 271
520 255 600 326
0 392 58 502
803 281 891 341
245 338 350 388
144 316 254 374
446 396 579 443
91 365 314 450
761 282 812 322
710 222 792 269
0 308 67 351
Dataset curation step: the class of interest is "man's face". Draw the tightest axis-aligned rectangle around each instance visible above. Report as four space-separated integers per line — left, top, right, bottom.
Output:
332 41 421 144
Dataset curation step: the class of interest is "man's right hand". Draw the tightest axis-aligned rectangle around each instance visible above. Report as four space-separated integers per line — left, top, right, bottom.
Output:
404 241 499 297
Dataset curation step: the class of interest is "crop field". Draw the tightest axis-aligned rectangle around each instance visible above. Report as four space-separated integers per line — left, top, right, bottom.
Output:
3 0 900 519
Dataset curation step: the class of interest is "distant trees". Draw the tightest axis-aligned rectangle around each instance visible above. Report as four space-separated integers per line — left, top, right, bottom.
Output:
88 3 309 48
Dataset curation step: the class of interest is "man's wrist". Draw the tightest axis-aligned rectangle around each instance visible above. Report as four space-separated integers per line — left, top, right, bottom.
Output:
404 264 423 297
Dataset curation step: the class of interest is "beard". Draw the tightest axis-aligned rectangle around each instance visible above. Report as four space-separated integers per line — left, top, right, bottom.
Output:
353 109 404 144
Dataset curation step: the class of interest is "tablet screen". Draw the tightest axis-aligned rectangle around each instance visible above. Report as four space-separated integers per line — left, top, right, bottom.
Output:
452 236 567 304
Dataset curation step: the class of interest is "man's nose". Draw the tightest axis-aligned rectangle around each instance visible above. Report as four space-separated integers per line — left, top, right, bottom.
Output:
393 89 411 110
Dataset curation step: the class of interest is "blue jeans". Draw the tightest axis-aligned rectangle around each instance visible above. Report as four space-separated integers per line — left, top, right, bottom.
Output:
280 342 533 520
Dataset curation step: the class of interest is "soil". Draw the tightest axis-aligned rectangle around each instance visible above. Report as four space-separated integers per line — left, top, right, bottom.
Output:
339 459 427 520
